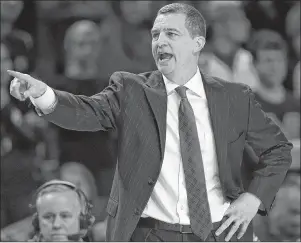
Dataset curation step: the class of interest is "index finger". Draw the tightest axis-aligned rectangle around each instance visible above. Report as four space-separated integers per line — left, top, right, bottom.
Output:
7 70 32 82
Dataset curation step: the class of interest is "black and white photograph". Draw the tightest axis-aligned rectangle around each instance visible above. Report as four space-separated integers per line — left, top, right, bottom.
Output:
1 0 300 242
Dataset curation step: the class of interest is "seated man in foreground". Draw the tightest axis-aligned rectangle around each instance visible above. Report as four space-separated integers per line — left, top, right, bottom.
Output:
29 180 95 242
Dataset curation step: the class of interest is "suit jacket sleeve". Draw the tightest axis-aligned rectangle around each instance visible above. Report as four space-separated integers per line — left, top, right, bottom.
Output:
244 86 293 215
39 72 123 132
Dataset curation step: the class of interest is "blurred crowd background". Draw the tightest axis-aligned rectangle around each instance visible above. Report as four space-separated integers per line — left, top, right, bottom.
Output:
0 0 300 241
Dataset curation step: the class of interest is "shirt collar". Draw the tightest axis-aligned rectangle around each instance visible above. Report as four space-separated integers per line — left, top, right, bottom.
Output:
162 68 205 98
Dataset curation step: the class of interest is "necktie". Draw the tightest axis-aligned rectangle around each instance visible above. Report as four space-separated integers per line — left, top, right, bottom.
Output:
175 86 212 240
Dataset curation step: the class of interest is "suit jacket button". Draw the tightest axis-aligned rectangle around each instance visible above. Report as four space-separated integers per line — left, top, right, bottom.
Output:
134 208 140 215
148 178 155 185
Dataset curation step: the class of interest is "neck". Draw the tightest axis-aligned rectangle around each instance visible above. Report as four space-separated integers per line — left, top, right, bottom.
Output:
165 63 198 86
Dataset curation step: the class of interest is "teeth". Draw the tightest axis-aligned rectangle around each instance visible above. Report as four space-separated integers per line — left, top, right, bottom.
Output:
159 53 172 60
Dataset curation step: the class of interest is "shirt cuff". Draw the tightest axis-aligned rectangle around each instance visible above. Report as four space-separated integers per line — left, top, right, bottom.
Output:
29 86 56 110
29 86 58 116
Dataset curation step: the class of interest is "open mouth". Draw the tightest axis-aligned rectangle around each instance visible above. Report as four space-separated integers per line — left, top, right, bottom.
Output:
158 53 173 62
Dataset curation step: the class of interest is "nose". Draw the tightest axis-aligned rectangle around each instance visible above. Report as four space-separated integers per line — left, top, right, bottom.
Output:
52 216 63 229
156 33 168 47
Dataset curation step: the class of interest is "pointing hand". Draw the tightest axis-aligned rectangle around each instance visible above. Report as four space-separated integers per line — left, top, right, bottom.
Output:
7 70 47 101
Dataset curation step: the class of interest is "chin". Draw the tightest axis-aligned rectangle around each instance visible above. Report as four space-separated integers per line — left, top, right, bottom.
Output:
157 65 173 75
50 235 68 241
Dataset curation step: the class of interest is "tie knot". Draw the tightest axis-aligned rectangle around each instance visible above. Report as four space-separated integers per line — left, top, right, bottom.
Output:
175 86 188 99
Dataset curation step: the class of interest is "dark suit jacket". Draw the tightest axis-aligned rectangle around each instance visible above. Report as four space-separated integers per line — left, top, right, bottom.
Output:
40 70 292 241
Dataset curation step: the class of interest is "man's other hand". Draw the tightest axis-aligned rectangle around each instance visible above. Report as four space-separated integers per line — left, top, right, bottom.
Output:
7 70 47 101
215 192 261 241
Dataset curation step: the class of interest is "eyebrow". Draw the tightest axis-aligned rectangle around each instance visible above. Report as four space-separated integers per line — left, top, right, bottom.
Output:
151 28 181 34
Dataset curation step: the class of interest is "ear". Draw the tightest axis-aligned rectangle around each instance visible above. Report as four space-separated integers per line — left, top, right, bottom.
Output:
193 36 206 53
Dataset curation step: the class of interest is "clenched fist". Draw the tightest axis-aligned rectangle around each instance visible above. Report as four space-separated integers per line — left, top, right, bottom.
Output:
7 70 47 101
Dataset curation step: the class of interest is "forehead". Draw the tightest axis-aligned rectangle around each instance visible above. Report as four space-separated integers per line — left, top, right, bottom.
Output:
37 191 81 213
152 13 187 31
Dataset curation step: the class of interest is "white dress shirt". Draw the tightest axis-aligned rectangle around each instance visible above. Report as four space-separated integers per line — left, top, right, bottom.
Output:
32 68 230 224
141 68 230 224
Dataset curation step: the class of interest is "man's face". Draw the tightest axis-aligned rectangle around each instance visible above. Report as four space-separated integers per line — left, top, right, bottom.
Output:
255 49 287 87
37 191 82 241
151 13 200 79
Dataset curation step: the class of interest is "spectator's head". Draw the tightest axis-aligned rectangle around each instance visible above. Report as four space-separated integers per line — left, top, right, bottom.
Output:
1 43 13 87
210 3 250 44
63 20 103 64
60 162 98 201
151 3 206 79
286 3 300 58
31 180 95 241
249 29 288 88
0 0 23 23
119 1 153 25
268 181 300 241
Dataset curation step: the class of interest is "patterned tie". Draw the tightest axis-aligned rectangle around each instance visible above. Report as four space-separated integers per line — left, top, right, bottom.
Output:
175 86 213 240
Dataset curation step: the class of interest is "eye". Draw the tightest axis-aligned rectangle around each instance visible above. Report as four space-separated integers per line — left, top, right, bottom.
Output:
152 32 159 40
167 32 177 38
60 213 72 219
42 214 53 221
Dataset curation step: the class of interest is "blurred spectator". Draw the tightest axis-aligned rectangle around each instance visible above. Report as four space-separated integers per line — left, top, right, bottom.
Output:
253 172 300 241
34 1 112 78
198 3 260 91
62 20 103 80
60 162 108 241
96 0 157 80
243 1 293 39
1 0 35 74
40 20 117 193
285 2 300 99
248 29 300 140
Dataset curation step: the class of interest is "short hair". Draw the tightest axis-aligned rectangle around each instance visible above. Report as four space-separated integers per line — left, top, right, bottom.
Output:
248 29 288 62
157 3 206 38
35 184 84 214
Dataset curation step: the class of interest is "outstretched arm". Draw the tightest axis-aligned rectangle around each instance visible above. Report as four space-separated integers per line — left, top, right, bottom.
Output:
8 70 123 132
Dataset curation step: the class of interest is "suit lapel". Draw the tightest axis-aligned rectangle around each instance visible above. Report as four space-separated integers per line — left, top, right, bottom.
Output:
144 71 167 160
202 73 232 191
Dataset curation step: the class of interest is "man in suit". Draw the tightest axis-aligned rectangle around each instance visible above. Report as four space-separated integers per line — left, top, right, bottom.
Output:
8 3 292 242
